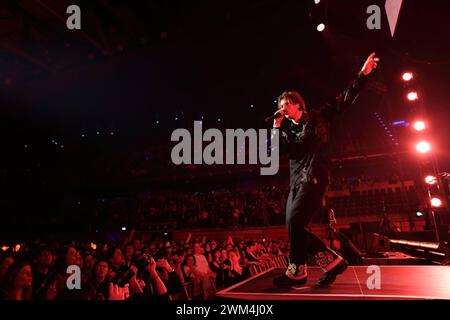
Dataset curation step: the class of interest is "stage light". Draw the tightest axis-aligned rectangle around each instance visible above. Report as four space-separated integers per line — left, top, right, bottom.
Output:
96 131 100 135
317 23 325 32
425 175 437 185
90 243 97 250
407 91 418 101
416 211 423 217
155 120 159 124
416 141 431 153
431 197 442 207
121 226 127 231
391 120 408 127
110 131 114 136
81 134 85 138
1 246 8 251
217 118 221 122
402 72 413 81
14 244 21 252
413 121 426 131
314 0 321 4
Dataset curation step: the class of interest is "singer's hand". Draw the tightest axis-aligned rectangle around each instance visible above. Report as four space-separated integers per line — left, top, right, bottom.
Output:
273 109 285 128
361 52 380 76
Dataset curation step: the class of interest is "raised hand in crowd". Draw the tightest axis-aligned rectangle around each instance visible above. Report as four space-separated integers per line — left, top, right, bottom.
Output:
108 283 129 300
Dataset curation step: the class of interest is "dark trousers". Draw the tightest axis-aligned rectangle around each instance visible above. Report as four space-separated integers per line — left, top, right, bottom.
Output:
286 178 338 266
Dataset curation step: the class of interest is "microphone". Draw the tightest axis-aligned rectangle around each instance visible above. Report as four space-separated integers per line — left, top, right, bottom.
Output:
265 112 285 123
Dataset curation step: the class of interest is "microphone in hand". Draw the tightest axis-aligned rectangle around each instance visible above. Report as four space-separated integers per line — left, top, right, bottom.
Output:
265 110 285 123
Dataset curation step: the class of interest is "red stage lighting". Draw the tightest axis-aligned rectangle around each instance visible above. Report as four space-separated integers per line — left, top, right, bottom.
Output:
416 141 431 153
425 175 437 185
413 121 426 131
402 72 413 81
407 91 418 101
430 197 442 207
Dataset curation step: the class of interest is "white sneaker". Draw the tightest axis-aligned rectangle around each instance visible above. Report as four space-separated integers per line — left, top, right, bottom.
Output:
286 263 307 280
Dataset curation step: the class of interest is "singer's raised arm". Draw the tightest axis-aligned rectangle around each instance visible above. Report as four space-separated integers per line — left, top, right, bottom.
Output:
319 52 379 121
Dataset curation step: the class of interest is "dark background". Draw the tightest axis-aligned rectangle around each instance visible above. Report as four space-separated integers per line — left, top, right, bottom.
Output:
0 0 449 234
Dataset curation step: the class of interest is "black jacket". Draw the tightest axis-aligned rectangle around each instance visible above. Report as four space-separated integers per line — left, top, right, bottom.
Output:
277 71 368 187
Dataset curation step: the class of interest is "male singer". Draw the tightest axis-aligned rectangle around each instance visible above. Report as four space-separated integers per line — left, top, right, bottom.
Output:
272 53 379 288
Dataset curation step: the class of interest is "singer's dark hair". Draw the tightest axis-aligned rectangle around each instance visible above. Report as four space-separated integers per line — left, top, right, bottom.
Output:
277 91 305 111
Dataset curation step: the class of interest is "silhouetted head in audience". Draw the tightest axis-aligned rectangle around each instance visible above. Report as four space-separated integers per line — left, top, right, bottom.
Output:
133 239 142 252
245 241 256 253
34 246 53 271
227 250 242 266
221 249 228 261
182 254 196 268
93 259 109 282
212 250 222 262
109 248 125 269
2 260 33 300
149 244 158 256
83 253 95 271
0 255 14 280
193 242 204 255
171 251 182 265
124 243 134 263
65 246 82 267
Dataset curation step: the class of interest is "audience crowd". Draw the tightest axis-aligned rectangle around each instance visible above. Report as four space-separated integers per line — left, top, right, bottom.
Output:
95 186 289 229
0 173 422 300
0 234 288 300
94 175 416 230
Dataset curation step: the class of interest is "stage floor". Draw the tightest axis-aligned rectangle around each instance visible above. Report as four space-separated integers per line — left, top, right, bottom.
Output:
216 266 450 300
